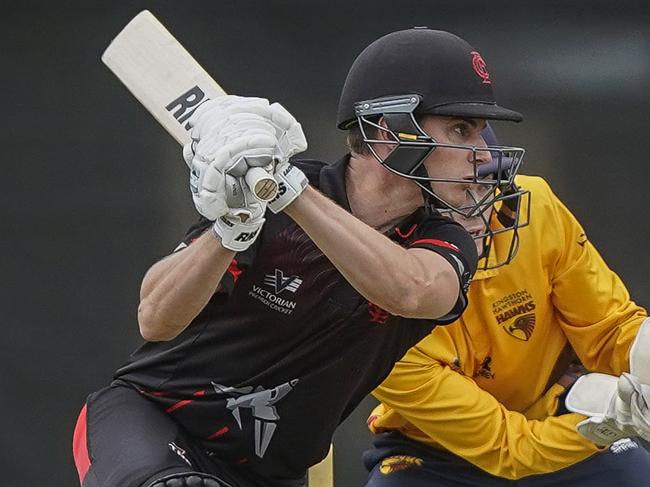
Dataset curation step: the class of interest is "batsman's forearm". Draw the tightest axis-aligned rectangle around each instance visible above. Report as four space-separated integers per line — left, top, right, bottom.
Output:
138 229 234 341
285 186 447 317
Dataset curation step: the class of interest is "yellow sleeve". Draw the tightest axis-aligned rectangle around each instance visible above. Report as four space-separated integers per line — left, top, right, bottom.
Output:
522 383 565 420
543 182 647 374
371 352 600 480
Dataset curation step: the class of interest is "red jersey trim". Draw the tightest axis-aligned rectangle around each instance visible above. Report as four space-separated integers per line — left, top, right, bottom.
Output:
72 404 91 484
395 224 417 239
410 238 460 252
227 259 243 283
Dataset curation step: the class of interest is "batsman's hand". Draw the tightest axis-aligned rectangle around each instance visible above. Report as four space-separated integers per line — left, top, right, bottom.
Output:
212 174 267 252
187 156 266 251
565 372 650 446
183 109 279 177
185 95 308 174
263 102 309 213
182 98 276 215
183 98 275 251
184 95 309 217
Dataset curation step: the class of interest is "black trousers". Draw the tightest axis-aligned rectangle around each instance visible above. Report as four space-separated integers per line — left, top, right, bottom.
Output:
72 385 287 487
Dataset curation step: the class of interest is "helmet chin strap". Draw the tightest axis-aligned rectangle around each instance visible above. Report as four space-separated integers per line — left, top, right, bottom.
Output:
416 171 445 215
379 113 444 214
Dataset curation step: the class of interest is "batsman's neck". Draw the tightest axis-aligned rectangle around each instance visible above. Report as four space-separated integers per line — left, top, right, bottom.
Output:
346 154 423 233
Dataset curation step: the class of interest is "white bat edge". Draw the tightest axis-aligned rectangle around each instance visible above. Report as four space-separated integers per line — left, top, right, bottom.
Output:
101 10 227 145
101 10 277 201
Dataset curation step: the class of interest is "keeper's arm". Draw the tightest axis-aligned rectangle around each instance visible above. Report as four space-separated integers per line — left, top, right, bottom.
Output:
371 355 600 480
542 181 647 374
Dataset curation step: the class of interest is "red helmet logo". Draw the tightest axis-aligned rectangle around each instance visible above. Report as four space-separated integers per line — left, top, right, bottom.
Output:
471 51 491 84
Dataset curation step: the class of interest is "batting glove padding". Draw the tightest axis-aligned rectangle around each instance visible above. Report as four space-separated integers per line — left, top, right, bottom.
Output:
212 212 265 252
268 162 309 214
183 97 279 223
211 173 266 252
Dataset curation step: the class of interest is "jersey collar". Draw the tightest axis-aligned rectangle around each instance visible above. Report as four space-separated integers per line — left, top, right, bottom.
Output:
474 244 501 280
320 154 428 237
319 154 352 212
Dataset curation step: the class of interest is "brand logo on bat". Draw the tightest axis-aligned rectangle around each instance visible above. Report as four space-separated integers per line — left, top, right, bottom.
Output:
166 85 211 130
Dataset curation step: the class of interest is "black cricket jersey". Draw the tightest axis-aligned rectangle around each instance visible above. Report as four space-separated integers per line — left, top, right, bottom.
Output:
114 155 477 483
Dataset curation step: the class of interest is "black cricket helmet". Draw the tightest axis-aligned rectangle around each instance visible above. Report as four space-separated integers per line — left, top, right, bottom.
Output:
337 27 528 268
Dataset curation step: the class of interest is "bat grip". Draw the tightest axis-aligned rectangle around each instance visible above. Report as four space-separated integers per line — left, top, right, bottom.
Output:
245 167 278 201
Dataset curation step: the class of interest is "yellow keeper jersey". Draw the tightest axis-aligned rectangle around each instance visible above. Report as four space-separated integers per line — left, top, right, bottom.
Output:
369 175 647 480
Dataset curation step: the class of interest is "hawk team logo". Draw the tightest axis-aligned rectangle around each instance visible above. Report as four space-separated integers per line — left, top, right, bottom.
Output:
264 269 303 294
470 51 491 84
379 455 424 475
508 313 536 341
491 289 537 341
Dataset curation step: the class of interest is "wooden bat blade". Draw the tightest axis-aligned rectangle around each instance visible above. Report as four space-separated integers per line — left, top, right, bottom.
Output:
101 10 227 145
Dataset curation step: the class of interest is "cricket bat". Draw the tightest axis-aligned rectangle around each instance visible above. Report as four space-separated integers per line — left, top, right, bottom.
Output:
101 10 278 201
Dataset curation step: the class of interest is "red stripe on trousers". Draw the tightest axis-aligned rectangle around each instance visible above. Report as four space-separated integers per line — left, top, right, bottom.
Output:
166 399 193 413
72 404 91 484
165 390 205 413
207 425 229 440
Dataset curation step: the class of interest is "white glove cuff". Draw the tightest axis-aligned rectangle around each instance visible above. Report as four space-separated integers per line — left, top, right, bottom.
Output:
576 417 628 446
566 373 618 417
630 317 650 383
268 162 309 214
213 215 264 252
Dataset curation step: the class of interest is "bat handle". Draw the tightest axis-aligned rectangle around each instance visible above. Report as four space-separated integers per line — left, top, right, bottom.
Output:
245 167 278 202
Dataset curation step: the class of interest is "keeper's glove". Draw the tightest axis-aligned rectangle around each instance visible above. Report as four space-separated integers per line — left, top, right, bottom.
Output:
566 372 650 446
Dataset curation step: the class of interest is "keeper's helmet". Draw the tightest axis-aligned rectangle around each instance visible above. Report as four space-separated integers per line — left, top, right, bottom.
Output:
337 27 529 269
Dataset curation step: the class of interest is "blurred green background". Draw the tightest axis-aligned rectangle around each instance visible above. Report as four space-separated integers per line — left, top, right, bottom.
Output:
2 1 648 485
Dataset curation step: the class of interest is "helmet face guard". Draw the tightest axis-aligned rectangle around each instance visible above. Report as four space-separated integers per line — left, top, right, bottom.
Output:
354 94 529 269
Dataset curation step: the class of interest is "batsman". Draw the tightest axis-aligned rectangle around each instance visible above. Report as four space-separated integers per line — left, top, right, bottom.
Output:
70 28 532 487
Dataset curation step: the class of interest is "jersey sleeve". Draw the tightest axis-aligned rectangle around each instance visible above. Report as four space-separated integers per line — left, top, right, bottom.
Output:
541 181 647 374
370 348 601 480
175 217 213 250
409 215 478 323
174 217 256 295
